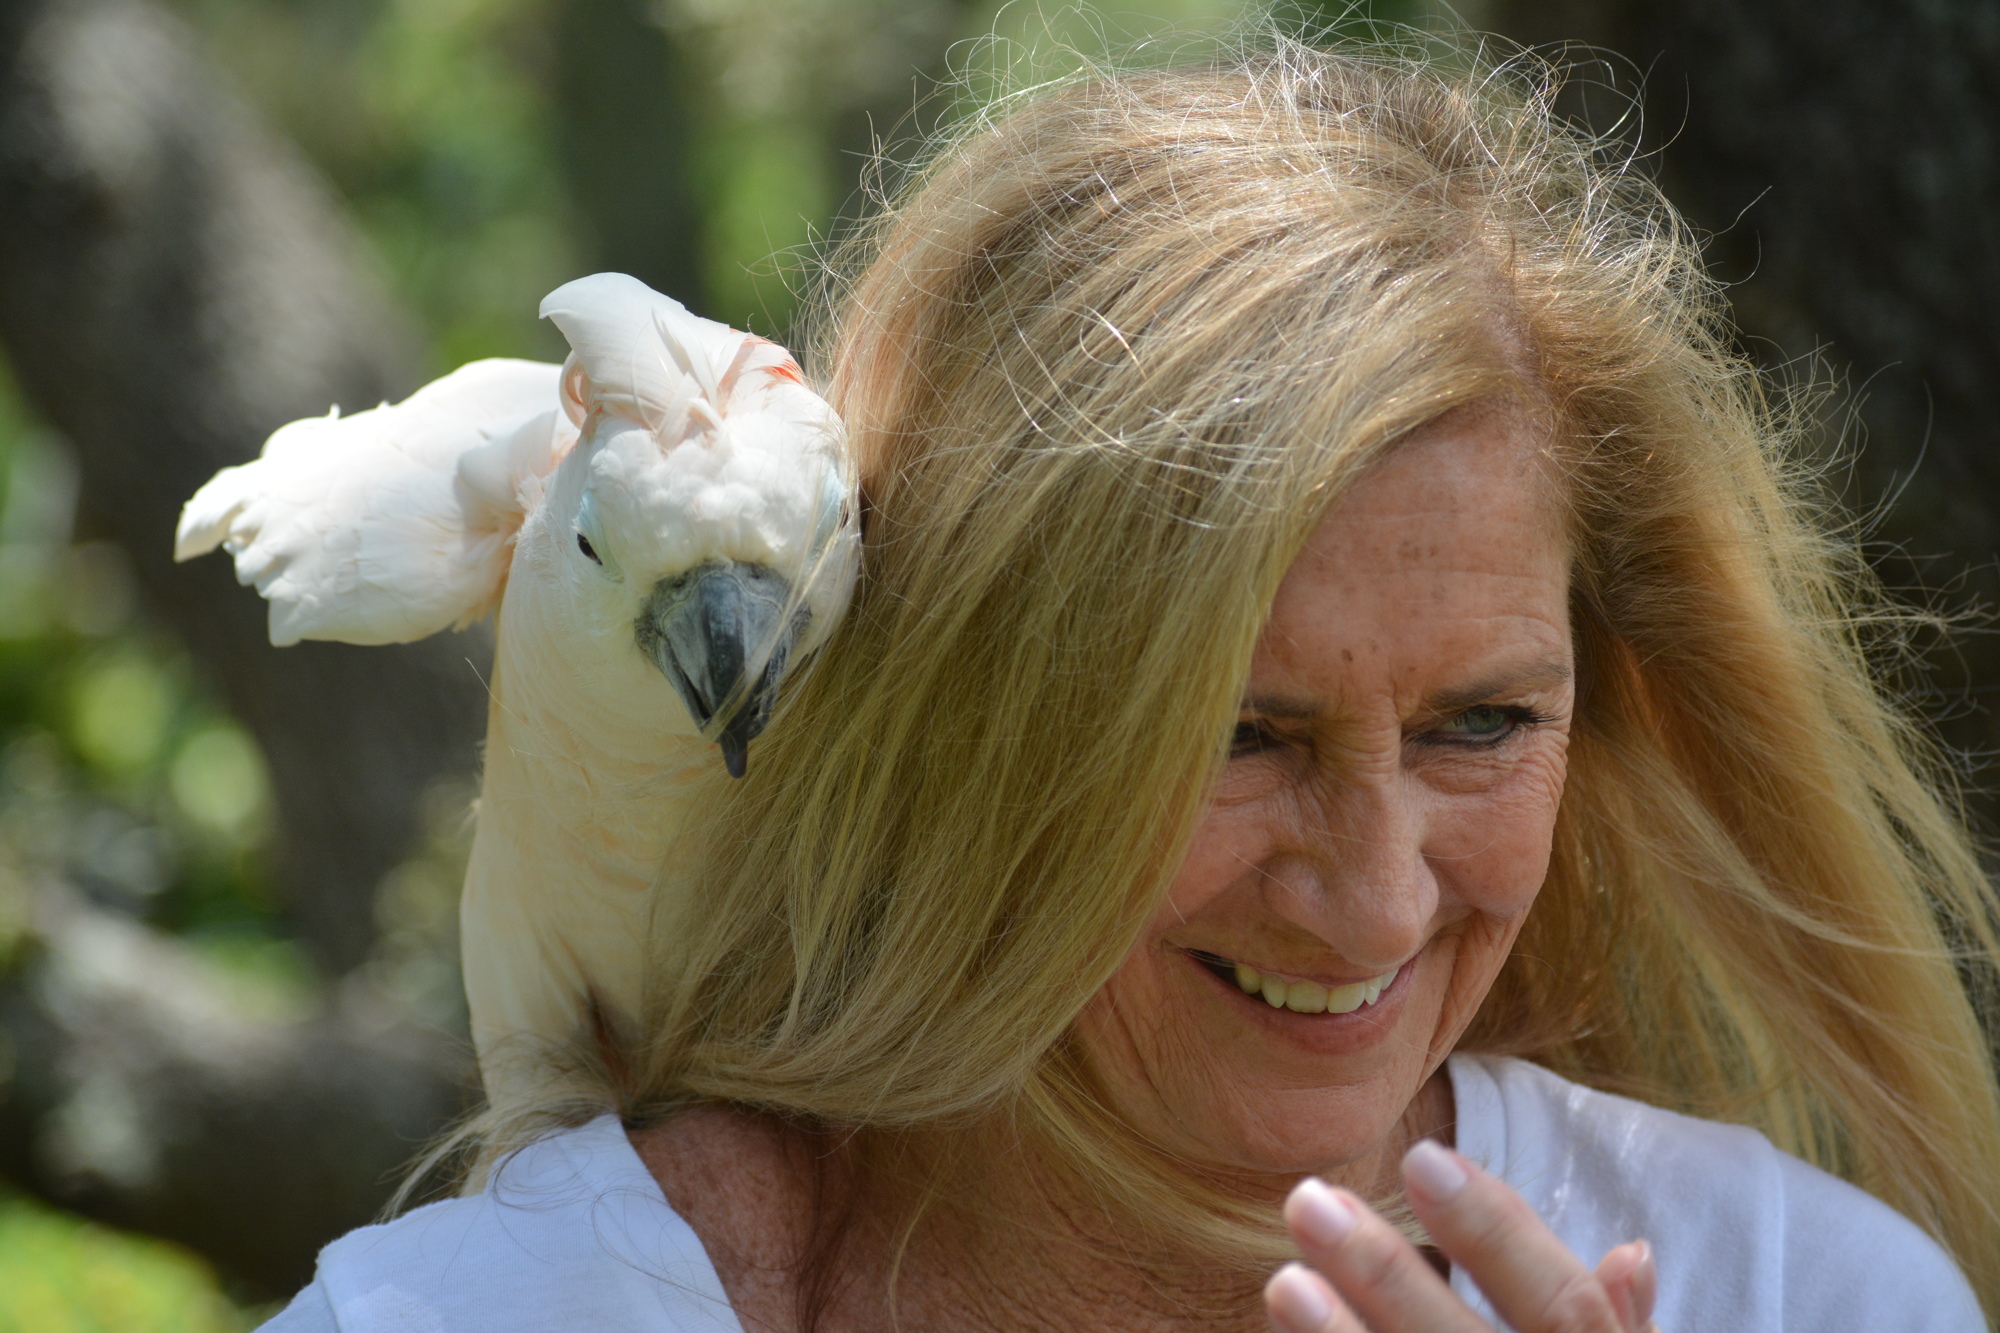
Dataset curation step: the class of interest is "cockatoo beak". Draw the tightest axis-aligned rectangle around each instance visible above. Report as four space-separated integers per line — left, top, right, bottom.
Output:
636 560 803 778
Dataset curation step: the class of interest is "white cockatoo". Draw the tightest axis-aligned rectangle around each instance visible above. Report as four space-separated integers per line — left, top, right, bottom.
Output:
175 273 858 1112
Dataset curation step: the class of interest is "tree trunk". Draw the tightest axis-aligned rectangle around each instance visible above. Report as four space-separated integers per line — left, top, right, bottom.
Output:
1486 0 2000 822
551 0 708 311
0 0 492 975
0 0 485 1296
0 879 471 1301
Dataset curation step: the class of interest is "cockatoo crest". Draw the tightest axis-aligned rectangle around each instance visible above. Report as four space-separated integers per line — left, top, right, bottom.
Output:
539 274 850 628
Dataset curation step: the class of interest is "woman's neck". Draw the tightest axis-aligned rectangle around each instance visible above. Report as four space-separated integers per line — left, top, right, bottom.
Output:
630 1069 1456 1333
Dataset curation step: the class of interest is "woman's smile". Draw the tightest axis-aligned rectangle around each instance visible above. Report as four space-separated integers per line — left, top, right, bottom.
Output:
1190 949 1402 1015
1181 946 1416 1057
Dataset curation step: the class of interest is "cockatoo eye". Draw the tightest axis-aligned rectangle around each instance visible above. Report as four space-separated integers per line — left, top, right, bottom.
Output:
577 532 603 565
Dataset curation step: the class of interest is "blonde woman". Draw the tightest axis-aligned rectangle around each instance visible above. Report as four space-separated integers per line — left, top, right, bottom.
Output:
261 42 1998 1333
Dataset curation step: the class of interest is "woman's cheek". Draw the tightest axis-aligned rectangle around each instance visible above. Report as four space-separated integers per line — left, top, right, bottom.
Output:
1159 791 1274 921
1432 737 1570 918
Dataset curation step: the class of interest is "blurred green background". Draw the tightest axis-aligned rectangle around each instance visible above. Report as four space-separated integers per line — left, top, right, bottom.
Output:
4 0 1999 1324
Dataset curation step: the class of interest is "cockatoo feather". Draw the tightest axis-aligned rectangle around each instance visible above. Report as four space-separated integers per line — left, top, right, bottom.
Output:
174 359 572 646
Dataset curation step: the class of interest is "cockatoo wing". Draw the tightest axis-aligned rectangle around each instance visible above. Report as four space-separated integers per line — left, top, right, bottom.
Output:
175 359 573 646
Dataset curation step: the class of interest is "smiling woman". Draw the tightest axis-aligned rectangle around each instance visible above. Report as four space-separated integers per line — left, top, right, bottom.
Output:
262 36 2000 1333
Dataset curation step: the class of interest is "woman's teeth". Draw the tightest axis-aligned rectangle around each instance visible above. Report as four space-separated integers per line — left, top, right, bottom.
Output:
1229 960 1397 1015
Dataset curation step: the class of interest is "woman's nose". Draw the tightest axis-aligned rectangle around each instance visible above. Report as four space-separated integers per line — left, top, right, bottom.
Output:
1267 779 1438 967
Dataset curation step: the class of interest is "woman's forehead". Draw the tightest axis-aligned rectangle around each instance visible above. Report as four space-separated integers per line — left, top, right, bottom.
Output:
1297 405 1566 572
1257 409 1571 705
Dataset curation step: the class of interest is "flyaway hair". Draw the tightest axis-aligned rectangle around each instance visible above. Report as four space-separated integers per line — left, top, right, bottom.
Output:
459 34 2000 1320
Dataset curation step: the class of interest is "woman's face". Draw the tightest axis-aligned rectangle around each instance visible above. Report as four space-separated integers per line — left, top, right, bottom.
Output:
1074 407 1573 1185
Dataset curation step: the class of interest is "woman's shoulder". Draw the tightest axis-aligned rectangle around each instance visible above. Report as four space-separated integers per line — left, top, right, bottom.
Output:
1447 1053 1983 1332
256 1116 742 1333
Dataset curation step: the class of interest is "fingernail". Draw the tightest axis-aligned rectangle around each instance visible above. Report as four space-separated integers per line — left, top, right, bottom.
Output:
1403 1140 1470 1202
1631 1239 1657 1314
1265 1262 1333 1332
1286 1177 1357 1248
1602 1243 1639 1282
1599 1244 1641 1328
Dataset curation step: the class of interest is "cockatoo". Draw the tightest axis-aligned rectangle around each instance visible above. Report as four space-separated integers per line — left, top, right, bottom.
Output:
175 273 858 1113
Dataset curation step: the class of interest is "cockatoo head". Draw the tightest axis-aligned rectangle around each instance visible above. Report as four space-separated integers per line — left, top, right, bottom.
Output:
525 274 857 777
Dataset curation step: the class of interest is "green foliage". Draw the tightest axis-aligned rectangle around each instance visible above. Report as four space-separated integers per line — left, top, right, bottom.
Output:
164 0 1452 346
698 119 832 335
180 0 577 368
0 369 294 975
0 1191 259 1333
176 0 1474 343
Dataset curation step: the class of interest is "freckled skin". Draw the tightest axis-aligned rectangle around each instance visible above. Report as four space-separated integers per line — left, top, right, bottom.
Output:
1072 406 1574 1201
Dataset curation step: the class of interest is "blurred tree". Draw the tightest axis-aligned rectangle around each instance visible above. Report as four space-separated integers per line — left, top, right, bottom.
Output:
0 0 489 974
0 885 471 1302
552 0 706 307
0 0 475 1299
1485 0 2000 824
658 0 969 335
182 0 580 369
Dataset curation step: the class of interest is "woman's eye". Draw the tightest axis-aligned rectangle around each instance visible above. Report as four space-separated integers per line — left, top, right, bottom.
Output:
1433 705 1539 744
1448 706 1511 736
1229 720 1276 757
577 532 603 565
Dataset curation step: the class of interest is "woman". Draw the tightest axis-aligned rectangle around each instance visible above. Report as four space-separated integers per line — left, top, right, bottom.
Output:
264 41 1999 1332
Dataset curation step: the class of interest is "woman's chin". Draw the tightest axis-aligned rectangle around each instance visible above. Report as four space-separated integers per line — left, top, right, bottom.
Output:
1155 1086 1417 1187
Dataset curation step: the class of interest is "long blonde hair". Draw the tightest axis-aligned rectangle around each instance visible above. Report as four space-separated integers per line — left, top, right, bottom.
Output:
510 38 2000 1313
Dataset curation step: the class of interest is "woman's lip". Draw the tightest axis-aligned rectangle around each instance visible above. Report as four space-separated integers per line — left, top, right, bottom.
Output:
1185 948 1403 991
1183 947 1415 1050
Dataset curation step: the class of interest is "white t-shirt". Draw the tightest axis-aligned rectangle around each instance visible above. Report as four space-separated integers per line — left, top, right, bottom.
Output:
259 1054 1984 1331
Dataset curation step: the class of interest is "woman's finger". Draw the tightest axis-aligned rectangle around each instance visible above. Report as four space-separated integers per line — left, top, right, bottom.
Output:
1401 1140 1630 1332
1593 1241 1656 1330
1265 1261 1368 1333
1628 1241 1657 1327
1281 1178 1486 1332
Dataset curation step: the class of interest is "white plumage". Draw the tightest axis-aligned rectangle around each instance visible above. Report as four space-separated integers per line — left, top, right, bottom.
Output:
176 273 859 1113
174 358 569 645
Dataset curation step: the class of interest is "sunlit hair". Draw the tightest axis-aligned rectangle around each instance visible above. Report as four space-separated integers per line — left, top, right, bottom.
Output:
461 35 2000 1315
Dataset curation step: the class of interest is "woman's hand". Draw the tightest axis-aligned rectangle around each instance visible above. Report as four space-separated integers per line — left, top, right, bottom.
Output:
1264 1142 1658 1333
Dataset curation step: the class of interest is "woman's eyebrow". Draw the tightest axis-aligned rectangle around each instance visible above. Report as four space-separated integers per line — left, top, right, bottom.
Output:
1424 659 1573 714
1239 660 1572 722
1239 693 1322 720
